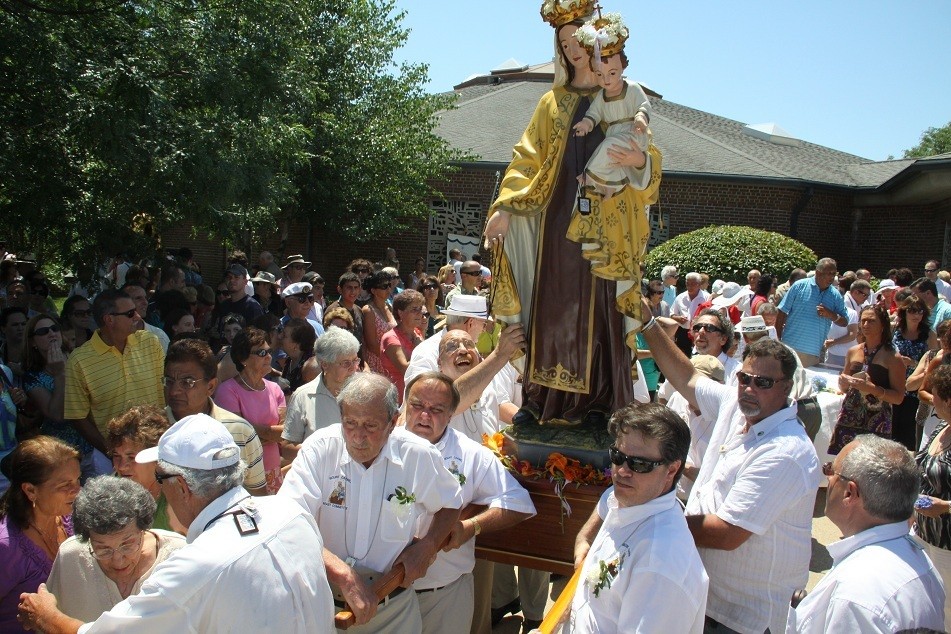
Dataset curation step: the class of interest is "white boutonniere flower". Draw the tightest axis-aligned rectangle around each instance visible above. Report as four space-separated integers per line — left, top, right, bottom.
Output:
388 486 417 520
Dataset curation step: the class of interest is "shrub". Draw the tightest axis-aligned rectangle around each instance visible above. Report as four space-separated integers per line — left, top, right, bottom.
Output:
644 226 817 285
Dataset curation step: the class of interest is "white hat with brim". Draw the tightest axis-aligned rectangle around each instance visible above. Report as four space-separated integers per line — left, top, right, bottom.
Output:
281 282 313 298
712 282 752 308
136 414 239 470
739 315 768 333
282 255 311 270
442 294 488 319
877 279 897 290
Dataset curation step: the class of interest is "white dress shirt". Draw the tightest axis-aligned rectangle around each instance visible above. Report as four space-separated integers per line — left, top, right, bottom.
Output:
671 290 709 328
79 487 334 634
570 490 708 633
278 425 462 574
414 428 535 589
687 378 821 634
449 383 505 443
404 329 445 385
788 522 945 633
281 374 341 443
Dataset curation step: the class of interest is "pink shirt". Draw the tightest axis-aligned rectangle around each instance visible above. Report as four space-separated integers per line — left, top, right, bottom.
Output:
380 328 417 403
214 378 286 493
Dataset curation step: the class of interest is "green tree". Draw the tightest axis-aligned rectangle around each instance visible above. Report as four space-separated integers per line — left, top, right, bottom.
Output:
0 0 460 275
904 121 951 158
645 226 816 284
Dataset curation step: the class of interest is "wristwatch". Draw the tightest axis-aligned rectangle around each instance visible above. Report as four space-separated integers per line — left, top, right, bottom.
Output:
470 517 482 536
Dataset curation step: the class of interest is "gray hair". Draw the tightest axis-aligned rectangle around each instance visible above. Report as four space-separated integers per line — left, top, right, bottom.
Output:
73 476 156 541
685 272 702 283
697 308 734 344
158 458 247 500
816 257 837 273
337 373 399 421
756 302 778 316
314 326 360 364
839 435 919 522
445 314 471 328
661 265 678 280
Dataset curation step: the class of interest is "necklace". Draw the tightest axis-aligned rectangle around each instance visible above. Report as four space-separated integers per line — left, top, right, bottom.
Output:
28 518 61 559
238 372 266 392
343 461 389 566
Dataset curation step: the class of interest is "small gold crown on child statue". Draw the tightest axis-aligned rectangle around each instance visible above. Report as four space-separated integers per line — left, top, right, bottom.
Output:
540 0 597 28
574 12 629 58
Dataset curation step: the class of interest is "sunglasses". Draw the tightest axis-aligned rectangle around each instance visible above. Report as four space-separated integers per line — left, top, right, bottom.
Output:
821 462 854 482
110 308 137 319
461 270 482 276
925 268 938 273
154 471 182 485
691 323 723 334
608 446 666 474
736 371 784 389
422 284 438 290
33 324 61 336
250 348 271 357
290 294 314 303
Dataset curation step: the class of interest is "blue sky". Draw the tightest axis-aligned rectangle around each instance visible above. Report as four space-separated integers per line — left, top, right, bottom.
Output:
391 1 950 161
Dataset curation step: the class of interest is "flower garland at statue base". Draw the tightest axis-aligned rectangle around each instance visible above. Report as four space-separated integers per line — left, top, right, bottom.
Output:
483 430 610 532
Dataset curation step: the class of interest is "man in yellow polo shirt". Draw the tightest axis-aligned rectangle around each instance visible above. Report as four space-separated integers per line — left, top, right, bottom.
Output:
65 289 165 476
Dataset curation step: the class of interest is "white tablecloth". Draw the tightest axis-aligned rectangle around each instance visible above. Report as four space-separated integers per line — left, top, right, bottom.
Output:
805 367 844 486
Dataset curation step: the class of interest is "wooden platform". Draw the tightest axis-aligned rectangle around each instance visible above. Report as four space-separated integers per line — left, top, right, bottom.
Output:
475 475 609 576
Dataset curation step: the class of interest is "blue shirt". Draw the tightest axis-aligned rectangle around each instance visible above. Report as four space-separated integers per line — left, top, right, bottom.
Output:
929 298 951 332
280 315 325 338
778 278 847 357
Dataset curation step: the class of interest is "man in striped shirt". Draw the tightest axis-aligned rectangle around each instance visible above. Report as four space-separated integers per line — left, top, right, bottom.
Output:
64 289 165 476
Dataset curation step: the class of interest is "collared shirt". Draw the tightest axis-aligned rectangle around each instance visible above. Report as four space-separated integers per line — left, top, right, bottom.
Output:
415 428 535 589
930 298 951 332
278 425 462 573
687 378 820 634
570 490 708 633
404 329 446 386
718 351 741 386
788 522 945 633
449 381 505 443
79 487 334 634
64 330 165 434
143 323 169 353
671 290 709 328
778 278 848 357
282 374 341 444
165 401 266 493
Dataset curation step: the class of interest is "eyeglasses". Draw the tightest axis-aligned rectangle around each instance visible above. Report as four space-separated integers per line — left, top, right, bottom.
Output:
162 376 205 390
290 294 314 304
33 324 61 337
461 270 482 276
332 357 361 369
109 308 137 319
925 268 938 273
736 371 785 389
71 309 92 317
821 462 854 483
905 307 924 314
856 289 870 297
154 471 182 485
691 323 723 334
250 348 271 357
89 532 143 561
608 446 666 474
422 284 438 290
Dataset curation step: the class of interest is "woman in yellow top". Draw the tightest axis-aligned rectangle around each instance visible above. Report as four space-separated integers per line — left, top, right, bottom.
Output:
483 1 662 428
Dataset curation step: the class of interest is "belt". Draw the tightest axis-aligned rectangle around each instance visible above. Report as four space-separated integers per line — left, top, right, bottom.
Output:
414 585 446 594
333 585 406 609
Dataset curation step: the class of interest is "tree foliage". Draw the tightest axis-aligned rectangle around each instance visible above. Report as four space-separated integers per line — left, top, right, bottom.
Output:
0 0 461 273
645 226 816 284
904 121 951 158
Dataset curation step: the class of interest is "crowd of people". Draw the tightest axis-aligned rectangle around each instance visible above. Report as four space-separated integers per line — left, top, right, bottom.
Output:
0 237 948 633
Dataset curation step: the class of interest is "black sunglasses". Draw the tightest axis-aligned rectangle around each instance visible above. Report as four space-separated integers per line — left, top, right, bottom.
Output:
154 471 181 485
110 308 137 319
250 348 271 357
422 284 438 290
821 462 854 482
608 446 666 474
33 324 61 337
290 294 314 303
461 270 482 276
736 371 784 389
691 323 723 334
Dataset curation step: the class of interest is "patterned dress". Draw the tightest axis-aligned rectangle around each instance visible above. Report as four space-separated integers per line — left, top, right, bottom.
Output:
917 422 951 550
364 305 394 376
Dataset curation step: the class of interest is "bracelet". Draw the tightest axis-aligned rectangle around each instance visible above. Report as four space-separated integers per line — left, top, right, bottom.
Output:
642 318 658 333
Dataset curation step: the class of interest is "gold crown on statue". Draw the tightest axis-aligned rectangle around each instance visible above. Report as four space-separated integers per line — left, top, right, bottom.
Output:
575 12 629 58
540 0 597 28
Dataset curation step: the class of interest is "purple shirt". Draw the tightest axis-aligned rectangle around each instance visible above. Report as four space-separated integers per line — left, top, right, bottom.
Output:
0 514 74 629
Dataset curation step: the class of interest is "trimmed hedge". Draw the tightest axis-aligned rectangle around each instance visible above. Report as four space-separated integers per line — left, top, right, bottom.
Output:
645 225 817 285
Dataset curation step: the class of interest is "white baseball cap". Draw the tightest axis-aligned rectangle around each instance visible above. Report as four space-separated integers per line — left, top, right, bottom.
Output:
136 414 239 469
442 294 489 319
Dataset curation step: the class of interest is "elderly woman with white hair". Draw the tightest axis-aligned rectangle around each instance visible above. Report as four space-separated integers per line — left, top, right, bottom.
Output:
281 327 361 459
45 476 185 622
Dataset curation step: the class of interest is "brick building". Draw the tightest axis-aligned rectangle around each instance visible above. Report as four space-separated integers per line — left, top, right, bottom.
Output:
167 61 951 288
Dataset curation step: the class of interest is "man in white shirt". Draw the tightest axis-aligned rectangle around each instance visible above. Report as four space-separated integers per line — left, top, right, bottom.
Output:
788 435 945 633
123 282 170 352
691 308 740 385
925 259 951 302
17 414 335 634
670 272 709 330
844 279 872 315
571 403 708 633
640 304 820 634
403 372 535 634
279 373 463 632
